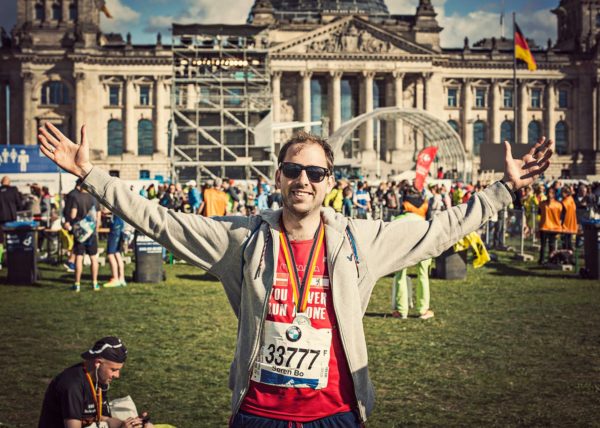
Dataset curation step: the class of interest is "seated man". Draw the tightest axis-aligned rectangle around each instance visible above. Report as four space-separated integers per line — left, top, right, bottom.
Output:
38 336 153 428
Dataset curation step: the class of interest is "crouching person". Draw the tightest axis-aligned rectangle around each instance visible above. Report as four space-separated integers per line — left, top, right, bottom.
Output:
38 336 153 428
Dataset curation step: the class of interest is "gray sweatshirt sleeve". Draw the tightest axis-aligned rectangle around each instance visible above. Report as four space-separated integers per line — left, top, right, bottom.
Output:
353 182 513 279
81 167 251 277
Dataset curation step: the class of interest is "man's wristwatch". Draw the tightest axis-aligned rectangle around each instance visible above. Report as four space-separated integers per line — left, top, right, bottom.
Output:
499 180 517 202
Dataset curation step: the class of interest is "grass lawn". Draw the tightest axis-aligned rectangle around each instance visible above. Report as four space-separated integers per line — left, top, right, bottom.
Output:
0 251 598 427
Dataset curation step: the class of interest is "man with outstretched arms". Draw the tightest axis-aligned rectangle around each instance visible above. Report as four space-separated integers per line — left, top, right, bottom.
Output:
38 123 553 427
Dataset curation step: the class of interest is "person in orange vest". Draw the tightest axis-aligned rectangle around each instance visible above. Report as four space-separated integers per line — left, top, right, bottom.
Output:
538 187 565 264
392 186 434 320
561 186 578 250
402 185 429 218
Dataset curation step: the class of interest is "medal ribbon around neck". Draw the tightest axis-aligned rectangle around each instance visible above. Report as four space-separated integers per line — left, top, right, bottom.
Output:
83 364 102 423
279 222 325 315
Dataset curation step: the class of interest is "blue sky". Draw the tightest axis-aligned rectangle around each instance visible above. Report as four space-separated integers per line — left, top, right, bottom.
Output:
1 0 558 48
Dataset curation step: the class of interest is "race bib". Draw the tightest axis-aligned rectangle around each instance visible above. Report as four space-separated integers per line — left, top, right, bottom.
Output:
251 319 331 389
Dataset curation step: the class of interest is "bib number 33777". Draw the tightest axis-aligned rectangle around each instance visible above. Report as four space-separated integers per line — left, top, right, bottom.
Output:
251 320 332 389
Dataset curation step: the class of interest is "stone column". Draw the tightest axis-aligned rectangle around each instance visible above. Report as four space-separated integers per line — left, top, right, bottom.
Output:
124 77 136 154
423 73 432 112
22 72 34 145
272 71 282 123
0 81 6 144
519 80 528 144
62 1 69 22
545 80 556 143
301 71 312 131
45 2 52 22
461 79 473 153
328 71 342 134
155 77 167 155
73 72 85 141
360 71 376 162
491 80 501 144
415 76 424 110
389 72 404 164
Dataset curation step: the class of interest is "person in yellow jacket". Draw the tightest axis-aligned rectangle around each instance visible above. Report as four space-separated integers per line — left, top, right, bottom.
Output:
538 187 564 264
323 180 345 213
561 186 578 250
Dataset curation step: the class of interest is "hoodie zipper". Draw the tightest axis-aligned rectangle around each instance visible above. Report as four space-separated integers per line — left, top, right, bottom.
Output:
234 225 276 416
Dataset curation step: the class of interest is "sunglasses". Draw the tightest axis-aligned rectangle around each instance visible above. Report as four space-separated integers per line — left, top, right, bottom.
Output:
280 162 330 183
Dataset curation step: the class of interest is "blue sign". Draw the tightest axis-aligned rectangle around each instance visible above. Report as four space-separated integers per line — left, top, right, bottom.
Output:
0 145 59 174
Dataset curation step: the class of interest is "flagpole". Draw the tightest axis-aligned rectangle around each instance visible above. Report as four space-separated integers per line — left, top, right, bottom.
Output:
513 12 518 144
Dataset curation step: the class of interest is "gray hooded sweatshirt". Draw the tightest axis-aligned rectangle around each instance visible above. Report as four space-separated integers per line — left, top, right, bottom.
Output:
82 167 512 421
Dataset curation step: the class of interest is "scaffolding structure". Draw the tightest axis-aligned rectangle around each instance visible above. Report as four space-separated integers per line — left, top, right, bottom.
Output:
170 24 273 182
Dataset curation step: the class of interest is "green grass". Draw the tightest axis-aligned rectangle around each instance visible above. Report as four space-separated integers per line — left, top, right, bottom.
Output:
0 252 598 427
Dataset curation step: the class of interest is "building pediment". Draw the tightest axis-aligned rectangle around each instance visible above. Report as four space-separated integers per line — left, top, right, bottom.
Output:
270 16 435 57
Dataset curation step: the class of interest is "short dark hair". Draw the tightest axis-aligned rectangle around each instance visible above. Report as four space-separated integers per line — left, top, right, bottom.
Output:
277 131 334 172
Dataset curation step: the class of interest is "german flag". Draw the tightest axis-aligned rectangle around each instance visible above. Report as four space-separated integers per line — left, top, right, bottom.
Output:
514 23 537 71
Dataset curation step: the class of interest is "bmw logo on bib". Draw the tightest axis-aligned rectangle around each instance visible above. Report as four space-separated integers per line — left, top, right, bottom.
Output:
285 325 302 342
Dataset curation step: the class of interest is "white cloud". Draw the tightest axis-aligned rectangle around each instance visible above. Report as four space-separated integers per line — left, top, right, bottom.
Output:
387 0 555 48
143 0 254 35
100 0 141 34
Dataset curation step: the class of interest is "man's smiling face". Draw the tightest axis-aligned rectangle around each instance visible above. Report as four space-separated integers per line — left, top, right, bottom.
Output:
276 142 334 219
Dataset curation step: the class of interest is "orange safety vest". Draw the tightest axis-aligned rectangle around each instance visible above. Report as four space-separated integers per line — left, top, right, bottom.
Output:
539 198 564 232
403 200 428 219
562 195 578 233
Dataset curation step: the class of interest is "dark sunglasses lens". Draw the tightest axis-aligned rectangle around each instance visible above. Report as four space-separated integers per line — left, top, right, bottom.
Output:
282 163 302 179
306 167 327 182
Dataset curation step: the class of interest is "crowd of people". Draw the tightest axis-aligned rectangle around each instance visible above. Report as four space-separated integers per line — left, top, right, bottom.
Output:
2 173 599 271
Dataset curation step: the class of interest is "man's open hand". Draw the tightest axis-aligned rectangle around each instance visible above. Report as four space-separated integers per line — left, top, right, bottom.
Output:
502 137 553 191
38 123 93 178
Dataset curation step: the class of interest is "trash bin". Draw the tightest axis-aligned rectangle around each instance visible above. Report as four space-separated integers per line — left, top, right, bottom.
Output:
582 220 600 280
133 231 164 283
434 247 467 280
2 221 39 285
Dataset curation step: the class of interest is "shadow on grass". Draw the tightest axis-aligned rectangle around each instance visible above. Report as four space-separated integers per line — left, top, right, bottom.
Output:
487 260 580 280
176 273 219 282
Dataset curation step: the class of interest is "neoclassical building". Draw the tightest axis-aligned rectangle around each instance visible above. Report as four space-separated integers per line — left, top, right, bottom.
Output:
1 0 600 180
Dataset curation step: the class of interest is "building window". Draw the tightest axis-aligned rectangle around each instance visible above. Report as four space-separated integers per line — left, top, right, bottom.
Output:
41 81 70 105
109 86 120 106
475 88 486 108
139 86 151 105
52 3 62 21
107 119 124 156
447 88 458 107
69 3 77 20
109 170 120 177
503 88 513 108
473 121 486 155
447 120 460 135
555 121 568 154
138 119 154 155
139 170 150 179
558 89 568 108
528 120 542 144
311 78 326 135
35 3 45 20
531 89 542 108
500 120 514 143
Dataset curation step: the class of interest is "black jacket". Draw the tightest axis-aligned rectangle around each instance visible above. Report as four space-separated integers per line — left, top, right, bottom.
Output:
0 185 22 222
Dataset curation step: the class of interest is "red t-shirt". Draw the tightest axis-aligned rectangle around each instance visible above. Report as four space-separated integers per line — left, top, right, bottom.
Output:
240 238 356 421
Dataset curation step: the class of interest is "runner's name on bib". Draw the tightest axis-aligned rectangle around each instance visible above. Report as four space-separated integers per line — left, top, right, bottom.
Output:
251 320 331 390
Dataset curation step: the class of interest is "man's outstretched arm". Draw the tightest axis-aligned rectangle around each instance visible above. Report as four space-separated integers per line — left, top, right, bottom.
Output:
37 123 251 276
353 137 554 279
